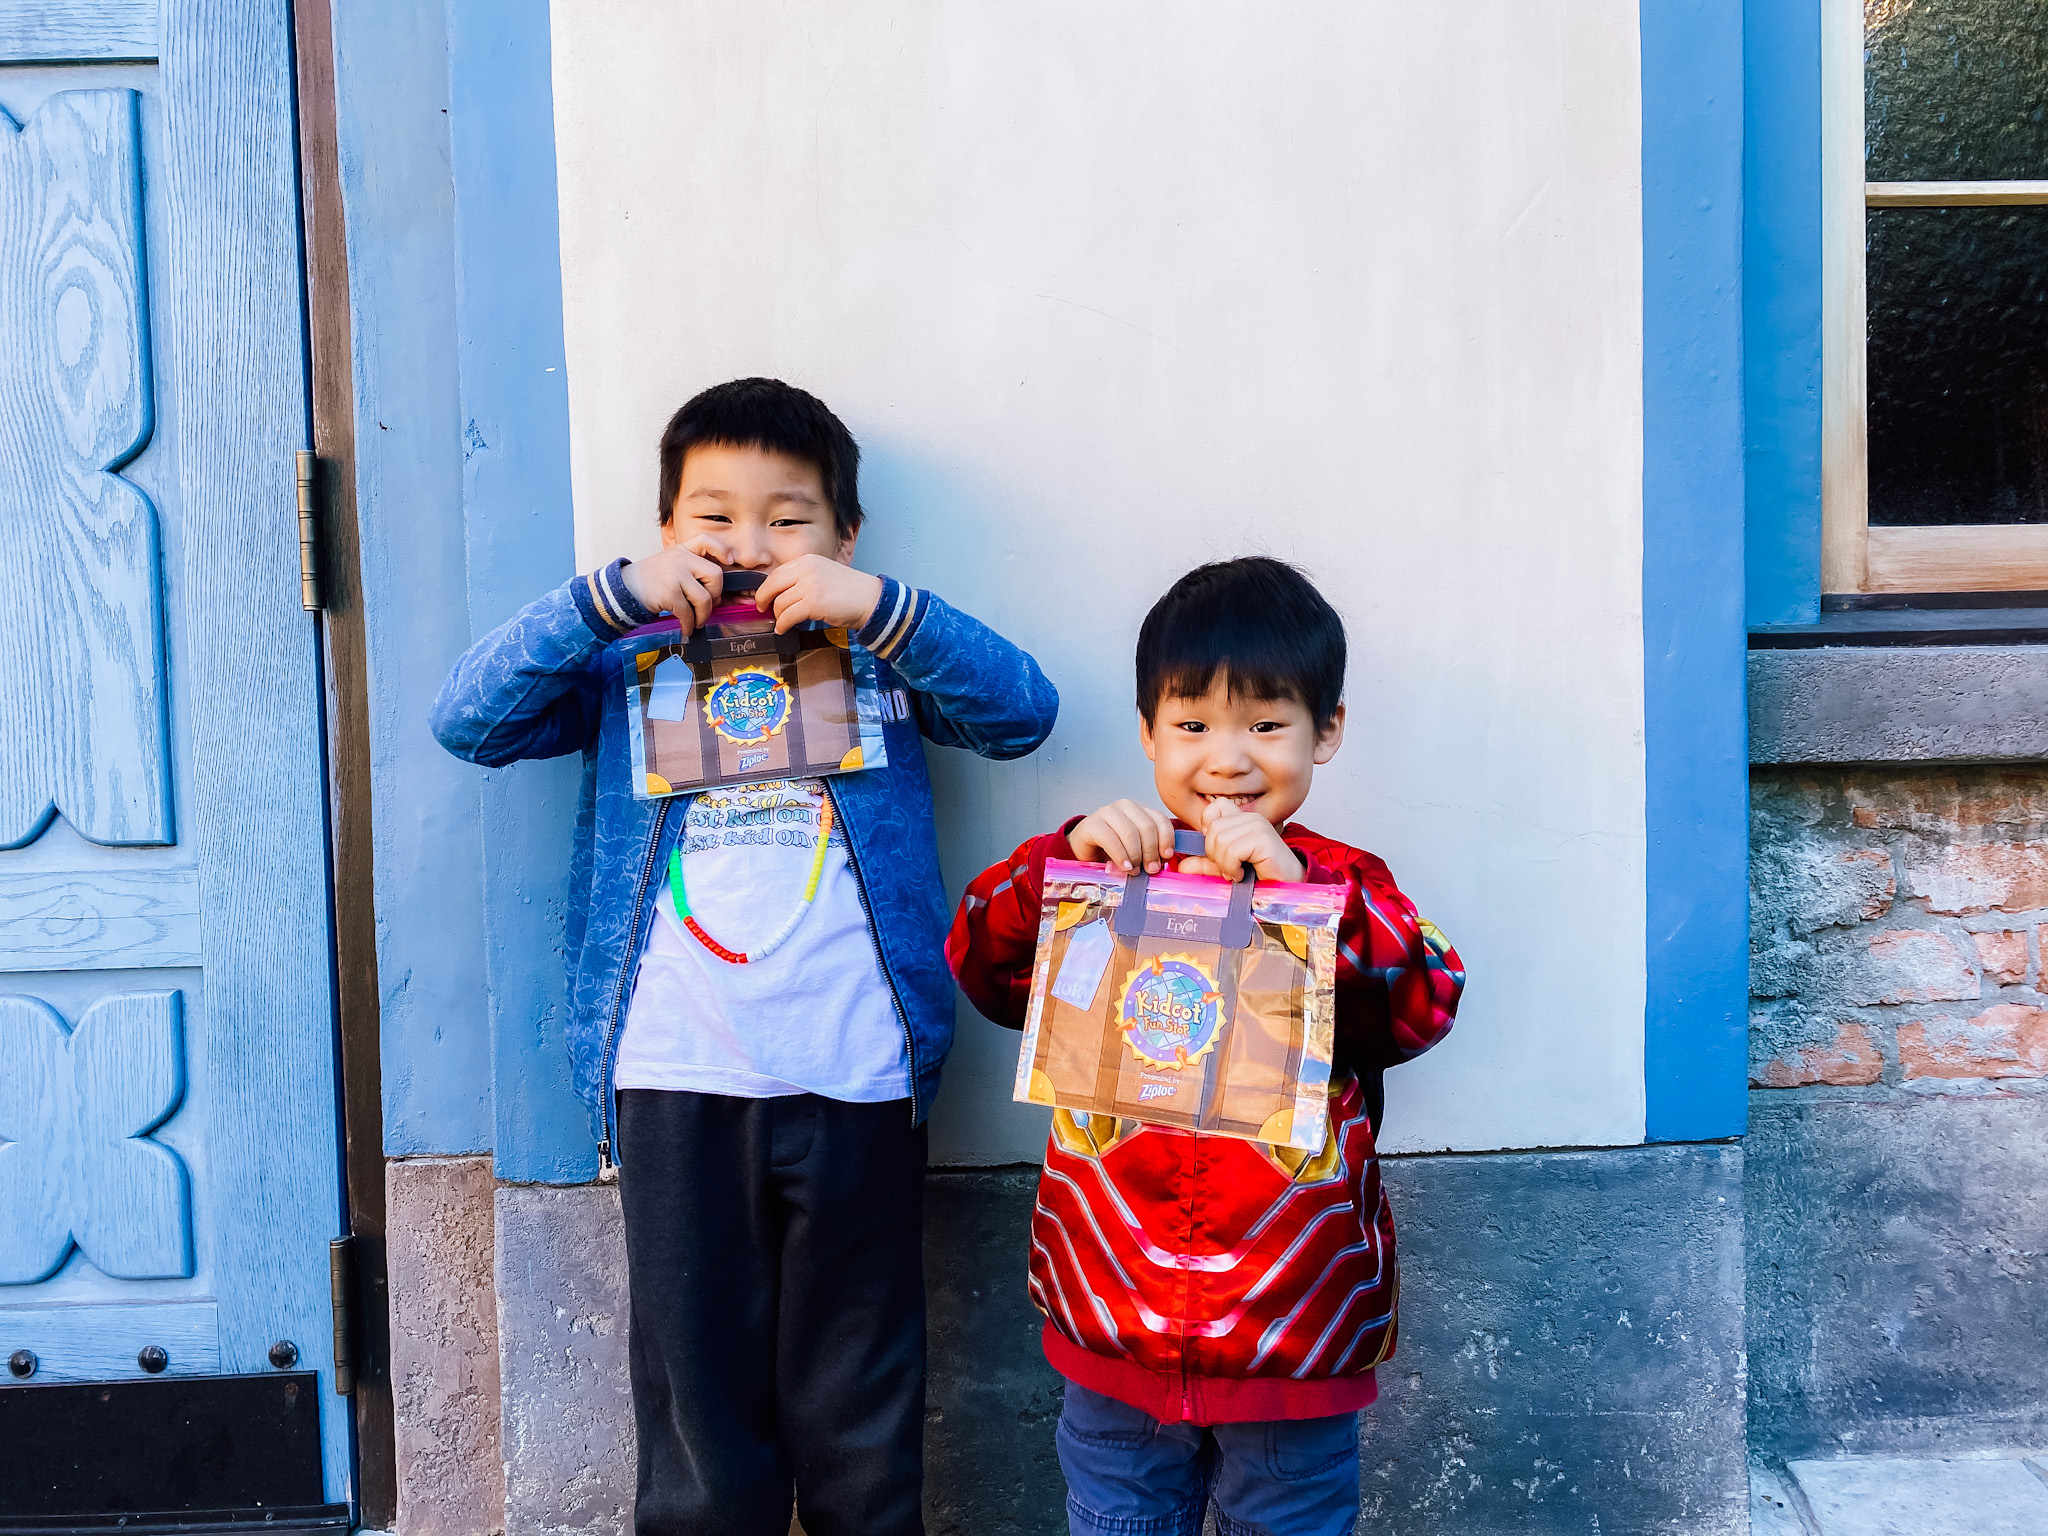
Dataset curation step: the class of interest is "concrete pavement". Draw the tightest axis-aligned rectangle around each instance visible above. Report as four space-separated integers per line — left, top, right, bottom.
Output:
1752 1454 2048 1536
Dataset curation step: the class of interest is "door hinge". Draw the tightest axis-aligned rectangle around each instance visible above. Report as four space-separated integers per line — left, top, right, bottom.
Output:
328 1235 357 1396
297 449 325 612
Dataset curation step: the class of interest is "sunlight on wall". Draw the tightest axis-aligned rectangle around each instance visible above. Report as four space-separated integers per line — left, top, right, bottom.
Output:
550 0 1646 1159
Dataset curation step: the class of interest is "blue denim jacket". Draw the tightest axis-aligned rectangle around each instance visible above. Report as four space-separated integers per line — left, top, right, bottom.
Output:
430 563 1058 1162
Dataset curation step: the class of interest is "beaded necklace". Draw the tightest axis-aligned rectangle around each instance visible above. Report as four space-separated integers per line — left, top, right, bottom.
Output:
668 792 836 964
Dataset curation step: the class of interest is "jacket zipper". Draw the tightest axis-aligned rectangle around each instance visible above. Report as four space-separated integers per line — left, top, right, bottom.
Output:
824 777 920 1124
596 797 674 1174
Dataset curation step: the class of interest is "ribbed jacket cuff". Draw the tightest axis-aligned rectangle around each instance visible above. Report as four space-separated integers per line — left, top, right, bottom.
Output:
851 575 928 661
573 557 661 637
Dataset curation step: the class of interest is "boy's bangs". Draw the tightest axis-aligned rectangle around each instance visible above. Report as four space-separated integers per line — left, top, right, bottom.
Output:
657 377 863 538
1135 557 1347 729
1149 650 1316 720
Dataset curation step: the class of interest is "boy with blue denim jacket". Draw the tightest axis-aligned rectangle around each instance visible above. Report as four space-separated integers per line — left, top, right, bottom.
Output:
433 378 1057 1536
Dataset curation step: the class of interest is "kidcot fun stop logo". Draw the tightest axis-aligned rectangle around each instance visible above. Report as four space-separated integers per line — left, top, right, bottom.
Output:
705 667 791 744
1118 954 1225 1070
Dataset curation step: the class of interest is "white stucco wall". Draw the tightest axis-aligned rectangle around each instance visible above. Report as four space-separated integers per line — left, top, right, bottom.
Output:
549 1 1646 1159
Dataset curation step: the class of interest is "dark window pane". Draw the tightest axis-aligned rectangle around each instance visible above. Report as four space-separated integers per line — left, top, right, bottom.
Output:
1867 205 2048 525
1866 0 2048 181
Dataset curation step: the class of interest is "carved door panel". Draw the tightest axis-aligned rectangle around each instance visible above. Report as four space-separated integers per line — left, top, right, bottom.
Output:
0 0 350 1517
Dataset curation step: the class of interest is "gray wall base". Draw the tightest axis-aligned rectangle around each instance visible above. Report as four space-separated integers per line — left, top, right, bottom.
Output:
1746 1091 2048 1461
484 1146 1746 1536
387 1157 503 1536
1361 1143 1747 1536
495 1185 635 1536
923 1173 1069 1534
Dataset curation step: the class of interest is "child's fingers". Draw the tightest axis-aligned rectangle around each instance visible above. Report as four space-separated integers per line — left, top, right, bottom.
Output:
1208 817 1273 881
1115 802 1172 872
1146 806 1177 862
1073 802 1181 873
660 550 723 629
680 534 735 566
755 561 799 615
682 550 727 593
760 564 826 633
1067 814 1118 869
676 570 717 631
1202 818 1239 879
1208 817 1303 883
1099 808 1147 872
769 583 815 634
1130 812 1165 873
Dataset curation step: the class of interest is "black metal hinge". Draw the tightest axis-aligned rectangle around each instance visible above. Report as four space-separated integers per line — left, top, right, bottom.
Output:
297 449 325 611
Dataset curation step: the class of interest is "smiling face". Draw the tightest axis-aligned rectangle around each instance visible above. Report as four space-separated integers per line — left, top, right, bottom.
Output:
1141 676 1346 829
661 442 855 569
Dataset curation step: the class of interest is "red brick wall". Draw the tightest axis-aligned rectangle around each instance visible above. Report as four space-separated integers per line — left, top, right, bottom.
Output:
1751 768 2048 1089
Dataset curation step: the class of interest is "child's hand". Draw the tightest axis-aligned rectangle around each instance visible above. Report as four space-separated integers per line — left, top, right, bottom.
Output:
619 546 726 633
755 554 884 634
1180 803 1305 883
1068 800 1177 874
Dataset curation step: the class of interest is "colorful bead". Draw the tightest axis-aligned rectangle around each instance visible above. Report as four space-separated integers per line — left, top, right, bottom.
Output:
670 792 836 964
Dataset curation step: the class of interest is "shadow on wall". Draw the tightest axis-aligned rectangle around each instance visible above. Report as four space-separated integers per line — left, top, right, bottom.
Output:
856 438 1150 1171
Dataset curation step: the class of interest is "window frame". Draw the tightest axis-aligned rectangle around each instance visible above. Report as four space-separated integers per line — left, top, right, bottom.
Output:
1821 0 2048 594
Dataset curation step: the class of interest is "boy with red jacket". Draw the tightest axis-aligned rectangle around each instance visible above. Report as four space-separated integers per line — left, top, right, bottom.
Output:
948 558 1464 1536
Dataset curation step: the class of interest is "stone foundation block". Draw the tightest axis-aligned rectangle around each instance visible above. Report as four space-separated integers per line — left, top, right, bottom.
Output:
388 1156 504 1536
1360 1142 1747 1536
496 1184 634 1536
917 1146 1746 1535
1746 1092 2048 1459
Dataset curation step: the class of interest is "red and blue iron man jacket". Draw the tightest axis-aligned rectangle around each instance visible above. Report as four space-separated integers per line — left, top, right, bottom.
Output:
948 821 1464 1424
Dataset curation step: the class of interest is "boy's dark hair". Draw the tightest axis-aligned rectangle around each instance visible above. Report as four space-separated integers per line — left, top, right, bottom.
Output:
656 377 863 539
1135 558 1347 730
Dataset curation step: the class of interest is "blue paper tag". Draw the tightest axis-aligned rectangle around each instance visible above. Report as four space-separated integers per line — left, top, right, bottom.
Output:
1051 919 1115 1010
646 656 693 722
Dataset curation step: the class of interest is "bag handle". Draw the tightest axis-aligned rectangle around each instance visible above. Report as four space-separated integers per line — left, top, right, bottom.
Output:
682 568 805 664
1112 828 1256 949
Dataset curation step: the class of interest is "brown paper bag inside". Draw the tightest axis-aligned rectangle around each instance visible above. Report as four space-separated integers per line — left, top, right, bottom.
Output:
637 626 864 791
1029 919 1308 1143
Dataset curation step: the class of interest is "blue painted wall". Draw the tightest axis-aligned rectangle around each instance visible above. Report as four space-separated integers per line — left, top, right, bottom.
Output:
1744 0 1825 627
332 0 493 1156
334 0 586 1173
446 0 594 1184
1640 0 1750 1142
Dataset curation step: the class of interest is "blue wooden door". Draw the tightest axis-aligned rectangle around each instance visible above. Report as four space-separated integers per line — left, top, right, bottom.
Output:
0 0 351 1510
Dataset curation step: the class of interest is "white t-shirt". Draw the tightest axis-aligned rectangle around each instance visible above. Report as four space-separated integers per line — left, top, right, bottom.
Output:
613 779 909 1101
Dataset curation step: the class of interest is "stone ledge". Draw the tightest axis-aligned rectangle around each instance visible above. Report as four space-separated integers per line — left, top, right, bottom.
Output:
1749 646 2048 765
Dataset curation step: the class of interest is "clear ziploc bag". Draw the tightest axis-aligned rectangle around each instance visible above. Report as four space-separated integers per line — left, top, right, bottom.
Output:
1014 832 1344 1150
620 571 889 798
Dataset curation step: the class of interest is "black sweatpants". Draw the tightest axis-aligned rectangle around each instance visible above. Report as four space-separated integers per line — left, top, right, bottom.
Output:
617 1088 928 1536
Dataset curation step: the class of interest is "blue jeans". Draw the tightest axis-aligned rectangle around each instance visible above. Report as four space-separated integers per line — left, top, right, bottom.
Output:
1056 1383 1360 1536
